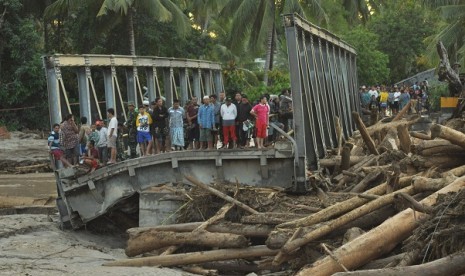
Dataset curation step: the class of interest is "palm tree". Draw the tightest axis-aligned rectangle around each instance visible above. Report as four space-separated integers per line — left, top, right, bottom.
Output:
45 0 191 55
423 0 465 66
221 0 326 86
342 0 385 25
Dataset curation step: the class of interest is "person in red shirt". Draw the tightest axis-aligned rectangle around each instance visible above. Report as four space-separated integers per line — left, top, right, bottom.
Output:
82 140 100 173
250 95 270 149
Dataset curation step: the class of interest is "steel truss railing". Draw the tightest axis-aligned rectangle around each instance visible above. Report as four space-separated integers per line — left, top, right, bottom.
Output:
43 54 224 127
283 13 360 191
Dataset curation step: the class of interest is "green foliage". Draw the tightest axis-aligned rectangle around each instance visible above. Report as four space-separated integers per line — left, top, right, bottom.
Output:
428 82 450 112
343 27 390 85
0 0 48 129
369 1 437 82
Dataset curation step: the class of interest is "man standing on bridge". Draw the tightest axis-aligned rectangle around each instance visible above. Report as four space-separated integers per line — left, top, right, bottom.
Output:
198 96 215 150
106 108 118 164
126 102 138 159
169 99 185 151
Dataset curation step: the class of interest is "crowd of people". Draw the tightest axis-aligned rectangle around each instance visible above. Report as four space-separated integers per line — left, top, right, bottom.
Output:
48 89 294 172
359 79 430 117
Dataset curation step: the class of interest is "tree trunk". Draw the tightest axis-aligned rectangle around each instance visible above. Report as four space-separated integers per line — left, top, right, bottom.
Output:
128 8 136 55
397 124 411 154
341 143 354 171
263 21 275 86
274 176 413 230
332 251 465 276
128 222 273 238
319 156 366 167
126 230 248 257
352 112 379 155
241 213 306 225
279 184 422 255
350 171 383 193
105 245 278 267
295 175 465 276
430 124 465 150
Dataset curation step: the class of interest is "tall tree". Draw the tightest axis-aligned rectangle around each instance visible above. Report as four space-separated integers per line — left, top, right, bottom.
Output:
45 0 191 55
222 0 326 85
423 0 465 66
369 1 436 82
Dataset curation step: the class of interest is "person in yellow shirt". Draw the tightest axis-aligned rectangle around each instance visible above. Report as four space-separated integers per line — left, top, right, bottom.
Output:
379 87 389 117
136 105 153 156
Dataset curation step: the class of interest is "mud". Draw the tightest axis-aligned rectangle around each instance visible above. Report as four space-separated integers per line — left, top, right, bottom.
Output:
0 132 192 275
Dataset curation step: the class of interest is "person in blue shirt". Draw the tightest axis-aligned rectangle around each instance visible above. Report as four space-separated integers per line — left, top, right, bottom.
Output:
48 123 72 169
198 96 215 149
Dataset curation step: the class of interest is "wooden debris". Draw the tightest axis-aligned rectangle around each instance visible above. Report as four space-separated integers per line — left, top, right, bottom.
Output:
105 245 279 267
352 112 379 155
295 175 465 276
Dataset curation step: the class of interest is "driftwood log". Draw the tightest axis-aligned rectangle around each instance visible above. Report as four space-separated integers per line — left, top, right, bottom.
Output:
126 230 249 257
352 112 379 155
276 176 413 230
332 250 465 276
295 175 465 276
105 245 278 267
128 222 273 238
430 124 465 149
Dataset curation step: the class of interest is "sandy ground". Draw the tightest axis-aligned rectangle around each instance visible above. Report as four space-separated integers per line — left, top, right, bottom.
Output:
0 132 193 276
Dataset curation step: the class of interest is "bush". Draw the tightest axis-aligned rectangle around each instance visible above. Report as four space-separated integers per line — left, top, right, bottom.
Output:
428 83 450 112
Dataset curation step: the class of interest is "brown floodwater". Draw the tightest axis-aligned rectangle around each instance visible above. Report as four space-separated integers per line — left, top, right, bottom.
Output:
0 173 57 198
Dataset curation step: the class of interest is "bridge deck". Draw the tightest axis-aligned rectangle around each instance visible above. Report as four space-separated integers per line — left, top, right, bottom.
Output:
56 146 295 228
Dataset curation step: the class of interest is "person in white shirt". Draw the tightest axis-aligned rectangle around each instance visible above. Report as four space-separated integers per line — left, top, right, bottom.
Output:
107 108 118 164
393 87 401 115
368 85 379 99
220 97 238 148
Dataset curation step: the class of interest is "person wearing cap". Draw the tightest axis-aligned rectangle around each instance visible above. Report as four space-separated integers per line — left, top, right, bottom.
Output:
186 97 200 150
126 101 138 158
198 95 215 149
168 99 185 151
136 105 153 156
220 97 237 149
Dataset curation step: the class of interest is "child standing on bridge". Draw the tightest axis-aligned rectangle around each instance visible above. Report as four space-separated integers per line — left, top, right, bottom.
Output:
136 105 153 156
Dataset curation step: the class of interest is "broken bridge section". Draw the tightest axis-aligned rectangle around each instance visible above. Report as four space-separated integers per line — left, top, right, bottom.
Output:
56 148 294 229
283 13 360 191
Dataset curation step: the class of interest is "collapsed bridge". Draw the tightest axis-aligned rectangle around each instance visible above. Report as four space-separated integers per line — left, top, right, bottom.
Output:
44 14 359 228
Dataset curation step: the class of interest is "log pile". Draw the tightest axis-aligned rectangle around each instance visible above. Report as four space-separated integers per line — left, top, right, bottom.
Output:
104 113 465 276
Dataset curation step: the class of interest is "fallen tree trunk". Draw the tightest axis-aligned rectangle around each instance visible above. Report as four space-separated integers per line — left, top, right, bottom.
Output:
295 175 465 276
352 112 379 155
350 171 383 193
409 131 431 140
417 145 465 156
185 175 258 214
392 101 412 122
105 245 278 267
279 183 427 255
276 176 413 229
128 222 273 238
430 124 465 149
319 156 367 168
332 250 465 276
397 124 411 154
126 230 248 257
241 213 306 225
